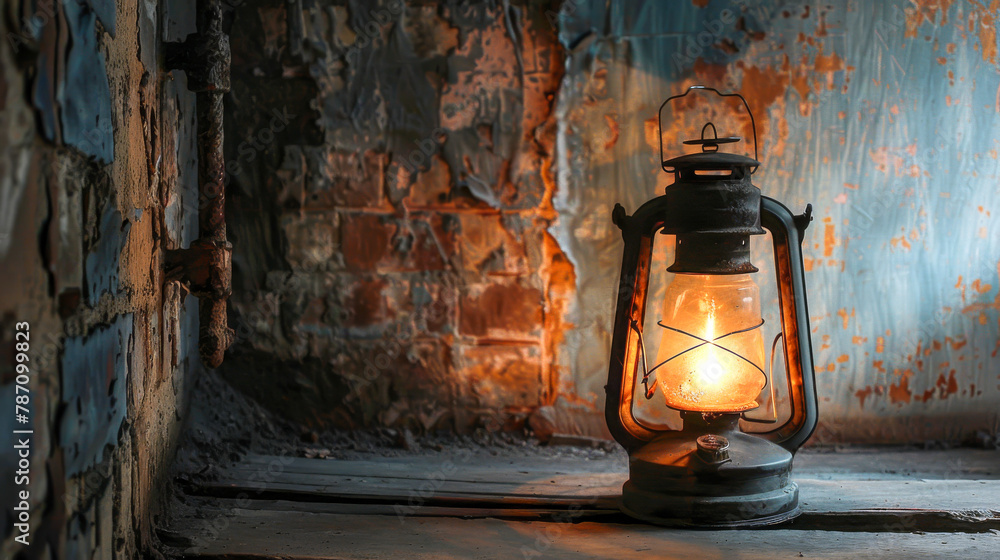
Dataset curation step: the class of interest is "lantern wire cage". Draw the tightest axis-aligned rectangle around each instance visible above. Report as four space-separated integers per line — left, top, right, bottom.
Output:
630 319 783 423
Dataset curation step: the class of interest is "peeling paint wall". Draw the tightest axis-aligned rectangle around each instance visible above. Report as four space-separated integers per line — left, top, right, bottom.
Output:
221 0 999 444
1 0 200 557
555 0 1000 444
222 0 576 434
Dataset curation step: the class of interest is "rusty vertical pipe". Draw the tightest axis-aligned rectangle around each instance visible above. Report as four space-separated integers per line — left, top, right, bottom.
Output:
193 90 232 368
197 92 226 242
165 0 233 368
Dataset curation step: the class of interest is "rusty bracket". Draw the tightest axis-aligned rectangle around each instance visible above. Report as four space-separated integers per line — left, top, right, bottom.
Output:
164 0 233 368
164 1 230 93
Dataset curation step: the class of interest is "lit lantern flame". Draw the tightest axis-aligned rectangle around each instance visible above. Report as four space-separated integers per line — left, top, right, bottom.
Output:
701 360 723 384
652 274 766 412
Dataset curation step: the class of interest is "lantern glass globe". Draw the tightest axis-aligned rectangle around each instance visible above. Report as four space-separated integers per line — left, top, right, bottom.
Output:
653 274 766 413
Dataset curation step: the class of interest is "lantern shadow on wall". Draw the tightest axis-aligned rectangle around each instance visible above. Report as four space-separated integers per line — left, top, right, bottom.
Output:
605 86 817 527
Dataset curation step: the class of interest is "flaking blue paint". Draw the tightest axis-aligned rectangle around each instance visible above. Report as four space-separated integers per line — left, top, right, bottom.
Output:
60 314 132 476
83 0 117 36
61 0 114 162
86 207 129 304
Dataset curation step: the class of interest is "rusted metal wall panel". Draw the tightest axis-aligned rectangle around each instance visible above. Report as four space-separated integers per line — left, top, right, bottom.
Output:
555 0 1000 443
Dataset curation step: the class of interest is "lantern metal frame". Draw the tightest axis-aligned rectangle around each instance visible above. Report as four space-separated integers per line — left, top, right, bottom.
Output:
605 86 818 527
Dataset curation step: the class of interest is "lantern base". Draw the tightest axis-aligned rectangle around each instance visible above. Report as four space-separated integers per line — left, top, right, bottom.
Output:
620 414 799 528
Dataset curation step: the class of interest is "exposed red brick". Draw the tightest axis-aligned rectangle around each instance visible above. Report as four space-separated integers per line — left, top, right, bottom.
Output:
459 279 542 339
336 275 454 335
455 344 543 409
342 213 454 273
224 0 573 436
396 153 454 208
341 214 393 271
344 277 391 328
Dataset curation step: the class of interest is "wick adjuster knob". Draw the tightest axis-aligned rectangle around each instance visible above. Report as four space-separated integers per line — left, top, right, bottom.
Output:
696 434 731 464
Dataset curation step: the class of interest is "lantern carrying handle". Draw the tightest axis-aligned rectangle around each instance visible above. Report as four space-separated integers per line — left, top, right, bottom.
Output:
657 85 759 174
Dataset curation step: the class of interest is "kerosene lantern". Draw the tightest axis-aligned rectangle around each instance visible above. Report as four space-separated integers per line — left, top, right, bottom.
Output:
606 86 818 527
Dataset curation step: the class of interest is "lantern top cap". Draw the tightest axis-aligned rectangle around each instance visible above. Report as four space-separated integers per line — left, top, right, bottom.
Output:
665 121 758 172
663 151 760 172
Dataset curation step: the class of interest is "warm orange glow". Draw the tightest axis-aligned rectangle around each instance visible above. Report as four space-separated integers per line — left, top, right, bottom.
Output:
653 274 766 412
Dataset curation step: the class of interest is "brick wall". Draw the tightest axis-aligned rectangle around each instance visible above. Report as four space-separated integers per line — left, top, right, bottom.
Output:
221 0 579 433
